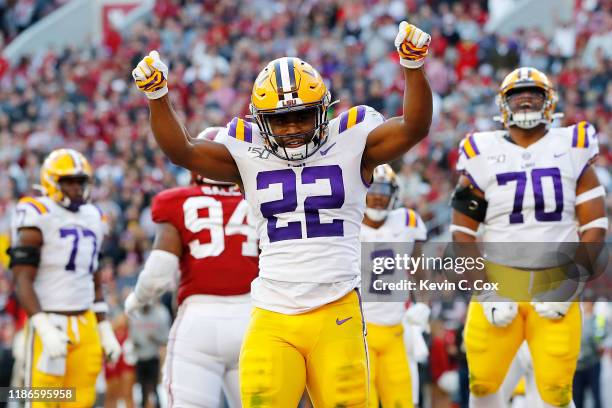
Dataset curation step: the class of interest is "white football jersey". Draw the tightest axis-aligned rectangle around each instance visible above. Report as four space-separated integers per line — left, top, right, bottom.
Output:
456 121 599 267
220 105 384 313
361 208 426 326
11 196 107 311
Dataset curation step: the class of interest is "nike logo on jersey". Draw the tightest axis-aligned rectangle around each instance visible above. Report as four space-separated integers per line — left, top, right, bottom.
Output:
553 152 567 158
336 316 352 325
320 142 337 156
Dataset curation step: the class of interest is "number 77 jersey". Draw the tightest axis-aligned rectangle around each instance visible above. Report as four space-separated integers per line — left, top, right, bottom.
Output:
456 121 599 243
151 185 259 305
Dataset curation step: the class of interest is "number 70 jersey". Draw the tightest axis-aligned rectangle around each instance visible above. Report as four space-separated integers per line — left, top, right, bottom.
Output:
151 185 259 305
456 121 599 243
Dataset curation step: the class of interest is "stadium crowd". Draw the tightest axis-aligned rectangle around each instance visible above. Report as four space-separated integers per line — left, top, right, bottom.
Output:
0 0 610 406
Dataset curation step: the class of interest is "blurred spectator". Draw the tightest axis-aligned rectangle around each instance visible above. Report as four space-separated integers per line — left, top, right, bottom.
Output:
104 314 136 408
128 302 170 408
573 301 607 408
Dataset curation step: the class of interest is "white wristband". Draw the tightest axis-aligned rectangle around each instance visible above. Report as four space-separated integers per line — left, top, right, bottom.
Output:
145 86 169 100
92 301 109 314
575 186 605 205
449 224 478 237
399 58 425 69
578 217 609 233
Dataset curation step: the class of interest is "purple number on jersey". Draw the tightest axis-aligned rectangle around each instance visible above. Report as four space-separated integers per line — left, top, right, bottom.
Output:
496 167 564 224
59 226 98 273
256 169 301 242
302 165 345 238
256 165 345 242
496 172 527 224
532 168 563 222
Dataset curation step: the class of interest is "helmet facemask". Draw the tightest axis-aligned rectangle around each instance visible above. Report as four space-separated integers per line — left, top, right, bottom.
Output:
249 57 332 161
365 181 399 222
253 99 330 161
496 67 558 130
57 175 91 212
40 148 93 212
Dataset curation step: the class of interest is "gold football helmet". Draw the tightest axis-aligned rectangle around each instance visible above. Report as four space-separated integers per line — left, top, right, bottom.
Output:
496 67 558 129
250 57 331 161
365 164 400 222
40 148 92 210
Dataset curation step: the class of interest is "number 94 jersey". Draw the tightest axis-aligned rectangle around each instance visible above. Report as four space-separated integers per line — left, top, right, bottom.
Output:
151 185 259 305
457 121 599 244
11 196 107 312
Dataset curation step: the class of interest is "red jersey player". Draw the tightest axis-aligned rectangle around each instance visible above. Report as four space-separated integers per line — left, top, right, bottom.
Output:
124 128 259 407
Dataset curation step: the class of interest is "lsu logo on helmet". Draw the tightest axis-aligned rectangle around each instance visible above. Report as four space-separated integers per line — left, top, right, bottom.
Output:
496 67 558 129
40 148 92 210
249 57 332 161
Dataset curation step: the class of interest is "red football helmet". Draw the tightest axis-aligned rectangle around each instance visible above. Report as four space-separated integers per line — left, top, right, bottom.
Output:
191 127 234 185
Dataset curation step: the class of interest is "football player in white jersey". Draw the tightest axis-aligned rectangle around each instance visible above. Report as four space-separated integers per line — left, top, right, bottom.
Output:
360 164 428 408
450 67 607 408
10 149 121 407
132 21 432 407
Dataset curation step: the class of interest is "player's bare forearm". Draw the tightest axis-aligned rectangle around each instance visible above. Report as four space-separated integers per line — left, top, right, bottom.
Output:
149 95 193 166
149 96 241 183
401 67 432 142
14 267 42 316
362 67 431 174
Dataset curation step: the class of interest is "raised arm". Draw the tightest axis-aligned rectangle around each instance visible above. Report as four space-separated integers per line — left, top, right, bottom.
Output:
133 51 241 184
362 22 432 180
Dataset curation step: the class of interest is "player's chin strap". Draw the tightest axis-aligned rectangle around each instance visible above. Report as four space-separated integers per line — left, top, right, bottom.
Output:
92 301 109 314
134 249 180 302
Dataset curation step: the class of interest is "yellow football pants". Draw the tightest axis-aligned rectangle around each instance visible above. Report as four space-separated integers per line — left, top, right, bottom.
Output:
25 310 103 408
465 301 580 407
366 323 413 408
240 290 368 407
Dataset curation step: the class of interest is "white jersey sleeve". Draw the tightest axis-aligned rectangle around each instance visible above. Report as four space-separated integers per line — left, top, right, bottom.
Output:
11 197 49 235
456 131 504 191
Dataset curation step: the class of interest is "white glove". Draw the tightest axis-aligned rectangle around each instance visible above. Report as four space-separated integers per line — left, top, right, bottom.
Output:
482 302 518 327
124 292 146 319
531 302 572 320
403 302 431 331
97 320 122 363
132 50 169 99
31 313 70 358
395 21 431 69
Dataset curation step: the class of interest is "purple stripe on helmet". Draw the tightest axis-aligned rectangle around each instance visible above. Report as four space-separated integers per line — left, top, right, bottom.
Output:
339 111 349 133
229 118 238 138
243 120 253 143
